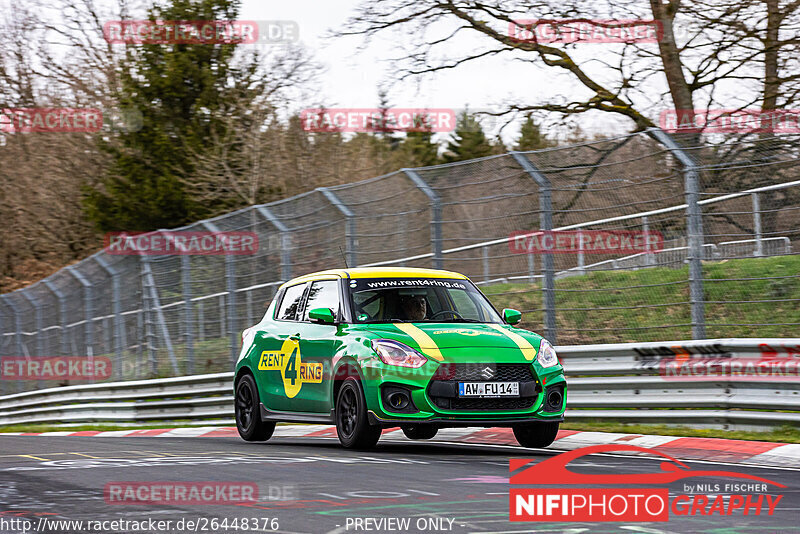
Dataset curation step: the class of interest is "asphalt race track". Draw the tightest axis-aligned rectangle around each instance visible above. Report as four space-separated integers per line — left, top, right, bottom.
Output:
0 434 797 534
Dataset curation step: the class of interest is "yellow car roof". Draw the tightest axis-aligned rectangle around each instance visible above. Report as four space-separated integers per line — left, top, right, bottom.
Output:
279 267 468 289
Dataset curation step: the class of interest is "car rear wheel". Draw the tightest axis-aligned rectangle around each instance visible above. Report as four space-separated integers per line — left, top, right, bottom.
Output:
336 377 381 449
235 374 276 442
401 425 438 440
513 421 560 448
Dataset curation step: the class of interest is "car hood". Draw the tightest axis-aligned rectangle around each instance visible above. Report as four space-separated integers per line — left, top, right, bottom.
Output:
364 322 542 355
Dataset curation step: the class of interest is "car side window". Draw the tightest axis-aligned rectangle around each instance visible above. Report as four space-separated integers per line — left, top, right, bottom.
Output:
303 280 340 321
276 283 307 321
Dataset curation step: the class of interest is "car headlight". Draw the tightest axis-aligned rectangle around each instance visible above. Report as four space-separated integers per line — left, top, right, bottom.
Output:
371 339 428 368
537 339 559 368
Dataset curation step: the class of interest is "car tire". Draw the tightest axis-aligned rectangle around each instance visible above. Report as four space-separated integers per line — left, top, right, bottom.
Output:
401 425 438 440
513 421 560 448
235 374 276 442
336 377 381 449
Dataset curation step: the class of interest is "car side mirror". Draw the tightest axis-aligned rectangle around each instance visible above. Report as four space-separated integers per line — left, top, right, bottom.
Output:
309 307 336 324
503 308 522 325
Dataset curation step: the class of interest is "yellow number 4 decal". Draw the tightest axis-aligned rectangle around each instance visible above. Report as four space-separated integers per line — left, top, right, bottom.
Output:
258 338 322 398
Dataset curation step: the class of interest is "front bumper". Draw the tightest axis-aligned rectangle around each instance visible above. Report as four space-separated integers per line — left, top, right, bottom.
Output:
361 357 567 425
367 411 565 427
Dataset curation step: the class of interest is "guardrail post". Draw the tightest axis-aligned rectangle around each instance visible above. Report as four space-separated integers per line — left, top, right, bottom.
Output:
202 221 238 365
576 229 585 274
0 295 24 392
255 206 292 280
482 246 490 281
95 256 125 380
317 187 358 267
403 169 443 269
140 255 179 376
66 266 95 383
511 152 557 343
751 193 763 257
181 255 195 375
648 128 706 339
20 289 43 357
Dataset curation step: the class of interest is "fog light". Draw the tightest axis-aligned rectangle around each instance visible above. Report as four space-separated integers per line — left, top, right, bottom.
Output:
388 391 409 410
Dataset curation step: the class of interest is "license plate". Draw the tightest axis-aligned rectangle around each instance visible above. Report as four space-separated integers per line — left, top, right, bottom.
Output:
458 381 519 397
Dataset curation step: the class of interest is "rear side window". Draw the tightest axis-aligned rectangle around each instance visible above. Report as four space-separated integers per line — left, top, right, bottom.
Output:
276 283 306 321
303 280 340 320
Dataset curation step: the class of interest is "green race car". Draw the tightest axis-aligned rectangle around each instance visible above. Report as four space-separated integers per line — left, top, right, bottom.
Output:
233 267 566 449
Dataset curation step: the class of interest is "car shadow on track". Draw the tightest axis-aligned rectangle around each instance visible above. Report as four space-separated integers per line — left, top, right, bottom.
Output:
204 436 562 458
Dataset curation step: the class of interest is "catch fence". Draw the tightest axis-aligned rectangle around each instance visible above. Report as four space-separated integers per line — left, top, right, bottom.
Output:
1 128 798 391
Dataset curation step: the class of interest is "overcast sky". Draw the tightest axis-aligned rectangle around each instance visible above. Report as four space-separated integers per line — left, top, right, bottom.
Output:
239 1 637 143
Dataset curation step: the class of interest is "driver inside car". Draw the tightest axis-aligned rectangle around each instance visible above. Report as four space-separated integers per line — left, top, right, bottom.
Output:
400 294 427 321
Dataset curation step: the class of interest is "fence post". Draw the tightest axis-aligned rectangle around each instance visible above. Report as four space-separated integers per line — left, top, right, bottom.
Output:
140 258 156 376
317 187 358 267
197 300 205 341
66 266 95 383
0 295 24 392
20 290 43 357
255 206 292 281
202 221 238 365
511 152 556 343
527 253 536 283
43 279 69 358
140 255 179 376
0 302 5 394
181 255 195 375
752 193 763 257
94 256 125 379
648 128 706 339
403 169 443 269
642 216 654 266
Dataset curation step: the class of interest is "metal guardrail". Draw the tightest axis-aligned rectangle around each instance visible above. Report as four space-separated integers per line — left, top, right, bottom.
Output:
0 339 797 431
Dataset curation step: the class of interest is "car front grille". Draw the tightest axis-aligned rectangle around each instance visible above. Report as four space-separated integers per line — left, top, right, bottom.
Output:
434 363 534 382
430 396 537 411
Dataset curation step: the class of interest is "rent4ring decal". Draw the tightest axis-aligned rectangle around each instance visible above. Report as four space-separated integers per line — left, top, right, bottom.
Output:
257 339 322 398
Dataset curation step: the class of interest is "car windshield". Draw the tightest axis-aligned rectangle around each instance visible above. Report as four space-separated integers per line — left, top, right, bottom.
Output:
348 277 503 324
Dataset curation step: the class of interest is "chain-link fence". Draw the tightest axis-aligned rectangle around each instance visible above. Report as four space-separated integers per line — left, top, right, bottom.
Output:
1 127 798 392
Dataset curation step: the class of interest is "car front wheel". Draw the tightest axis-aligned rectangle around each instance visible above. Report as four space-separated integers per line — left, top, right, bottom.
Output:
235 374 276 442
336 377 381 449
513 421 560 448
